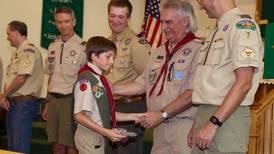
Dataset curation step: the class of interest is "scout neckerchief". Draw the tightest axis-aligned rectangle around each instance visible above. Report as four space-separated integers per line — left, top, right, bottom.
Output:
79 64 117 128
149 32 197 97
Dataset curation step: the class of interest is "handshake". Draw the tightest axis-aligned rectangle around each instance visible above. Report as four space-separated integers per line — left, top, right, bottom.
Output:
131 111 165 129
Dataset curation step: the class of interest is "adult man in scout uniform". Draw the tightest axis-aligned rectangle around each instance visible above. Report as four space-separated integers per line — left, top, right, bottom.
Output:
113 1 202 153
42 6 86 154
0 20 44 154
106 0 150 154
190 0 263 153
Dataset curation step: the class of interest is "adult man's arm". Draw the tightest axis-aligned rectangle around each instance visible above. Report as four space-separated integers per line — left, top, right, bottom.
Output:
140 89 193 128
195 66 254 149
0 74 28 110
112 81 146 96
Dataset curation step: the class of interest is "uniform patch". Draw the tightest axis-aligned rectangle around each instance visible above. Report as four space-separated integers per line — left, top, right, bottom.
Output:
24 60 31 67
157 55 164 60
173 70 184 80
24 48 35 53
80 83 87 91
148 69 157 83
138 38 149 44
183 48 192 55
178 59 185 63
70 50 76 56
223 24 229 31
241 48 256 59
236 20 256 31
122 48 127 51
92 85 104 98
125 38 131 45
50 51 55 55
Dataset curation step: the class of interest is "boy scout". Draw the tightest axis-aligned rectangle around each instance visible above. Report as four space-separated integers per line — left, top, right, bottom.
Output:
106 1 150 154
0 20 44 154
190 0 263 153
113 1 202 153
42 7 86 154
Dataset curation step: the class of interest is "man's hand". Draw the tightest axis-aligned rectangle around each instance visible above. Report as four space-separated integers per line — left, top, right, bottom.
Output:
139 111 163 128
42 103 48 120
0 96 10 111
195 121 218 150
187 121 195 148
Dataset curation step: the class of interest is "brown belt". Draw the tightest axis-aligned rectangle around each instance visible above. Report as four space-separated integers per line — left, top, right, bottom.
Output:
114 95 144 104
10 95 38 102
49 93 72 98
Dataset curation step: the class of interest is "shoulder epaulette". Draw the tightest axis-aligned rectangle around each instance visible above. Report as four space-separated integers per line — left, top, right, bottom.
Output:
239 14 251 19
28 43 35 47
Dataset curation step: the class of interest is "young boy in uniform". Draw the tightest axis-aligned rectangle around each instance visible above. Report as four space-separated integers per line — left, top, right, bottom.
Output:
73 36 143 154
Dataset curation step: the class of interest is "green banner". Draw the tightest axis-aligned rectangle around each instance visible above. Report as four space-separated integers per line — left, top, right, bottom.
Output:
40 0 84 49
263 23 274 79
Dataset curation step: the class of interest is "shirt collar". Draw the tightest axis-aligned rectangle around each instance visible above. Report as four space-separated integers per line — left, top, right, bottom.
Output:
217 8 240 28
87 62 103 75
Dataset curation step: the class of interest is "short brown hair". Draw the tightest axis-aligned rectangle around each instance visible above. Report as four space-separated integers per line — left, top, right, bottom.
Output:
8 20 27 37
85 36 117 62
108 0 133 17
54 6 75 19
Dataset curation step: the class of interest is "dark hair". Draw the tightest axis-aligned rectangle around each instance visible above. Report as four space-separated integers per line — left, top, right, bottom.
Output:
54 6 75 19
108 0 133 17
8 20 27 37
85 36 117 62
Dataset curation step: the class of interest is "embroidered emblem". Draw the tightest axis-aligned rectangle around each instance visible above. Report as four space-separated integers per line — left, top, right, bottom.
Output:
173 70 184 81
125 38 131 45
80 83 87 91
149 68 157 83
138 38 149 44
223 24 229 31
122 48 127 51
236 20 256 31
50 51 55 55
178 60 185 63
157 55 164 60
241 48 256 59
183 48 192 55
24 48 35 53
70 50 76 56
92 85 104 98
23 60 31 67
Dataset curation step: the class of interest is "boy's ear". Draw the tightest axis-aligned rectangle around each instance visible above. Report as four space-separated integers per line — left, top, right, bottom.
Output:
91 53 96 61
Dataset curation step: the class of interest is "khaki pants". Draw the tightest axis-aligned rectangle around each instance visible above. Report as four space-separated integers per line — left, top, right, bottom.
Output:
152 117 194 154
74 125 105 154
192 105 250 154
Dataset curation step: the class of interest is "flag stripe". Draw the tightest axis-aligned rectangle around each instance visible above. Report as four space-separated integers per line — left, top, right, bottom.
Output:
149 20 161 46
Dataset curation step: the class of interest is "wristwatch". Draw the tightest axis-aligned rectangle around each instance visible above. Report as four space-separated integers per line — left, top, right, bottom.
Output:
161 109 169 120
209 115 223 127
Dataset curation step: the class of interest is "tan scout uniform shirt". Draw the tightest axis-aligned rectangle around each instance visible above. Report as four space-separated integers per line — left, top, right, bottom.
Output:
136 39 202 119
6 40 44 97
193 8 263 106
46 34 86 94
107 27 150 84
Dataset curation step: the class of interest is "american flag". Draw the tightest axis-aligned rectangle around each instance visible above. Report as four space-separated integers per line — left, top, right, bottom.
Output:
143 0 162 49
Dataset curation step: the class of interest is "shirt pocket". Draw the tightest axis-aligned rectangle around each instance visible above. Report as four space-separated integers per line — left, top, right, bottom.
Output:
170 61 187 85
62 55 80 76
205 41 224 65
148 61 163 84
114 51 130 70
